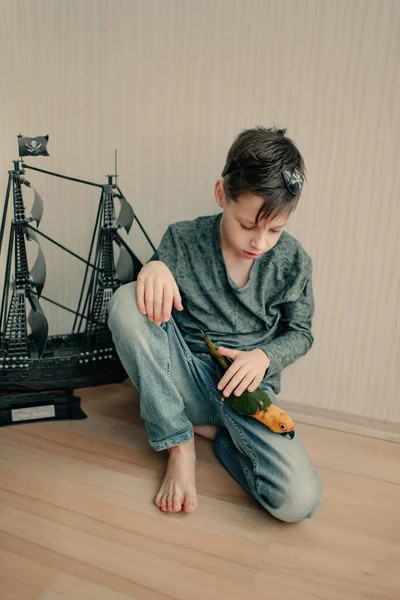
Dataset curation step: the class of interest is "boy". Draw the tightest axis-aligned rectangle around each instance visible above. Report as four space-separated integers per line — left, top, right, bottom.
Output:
108 126 322 522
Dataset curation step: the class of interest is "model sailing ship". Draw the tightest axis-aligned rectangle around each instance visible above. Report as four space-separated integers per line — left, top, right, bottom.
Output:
0 135 153 426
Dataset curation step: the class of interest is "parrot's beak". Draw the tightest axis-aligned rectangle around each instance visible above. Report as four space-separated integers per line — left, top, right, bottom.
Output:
286 430 295 439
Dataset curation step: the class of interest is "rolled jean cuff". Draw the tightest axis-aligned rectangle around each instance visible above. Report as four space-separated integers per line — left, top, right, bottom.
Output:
151 427 194 452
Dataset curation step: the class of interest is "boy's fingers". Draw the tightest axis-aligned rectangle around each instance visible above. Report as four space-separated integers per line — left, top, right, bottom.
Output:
217 362 241 392
234 372 256 397
153 279 164 324
219 346 240 360
173 282 183 311
162 284 173 322
144 280 154 321
136 278 146 314
248 374 262 392
222 367 252 398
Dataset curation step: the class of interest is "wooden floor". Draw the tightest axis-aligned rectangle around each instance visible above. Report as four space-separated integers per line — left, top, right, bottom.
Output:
0 382 399 600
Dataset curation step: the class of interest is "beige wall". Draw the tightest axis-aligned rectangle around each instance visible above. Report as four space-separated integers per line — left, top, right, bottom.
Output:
1 0 399 424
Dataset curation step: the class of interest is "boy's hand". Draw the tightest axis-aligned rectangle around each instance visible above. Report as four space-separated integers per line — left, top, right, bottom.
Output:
136 261 183 325
217 347 270 398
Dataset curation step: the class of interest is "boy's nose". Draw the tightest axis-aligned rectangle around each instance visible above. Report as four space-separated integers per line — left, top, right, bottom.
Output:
250 236 265 252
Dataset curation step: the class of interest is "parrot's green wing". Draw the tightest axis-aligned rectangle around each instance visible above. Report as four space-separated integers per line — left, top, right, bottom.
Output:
201 331 273 415
225 389 262 415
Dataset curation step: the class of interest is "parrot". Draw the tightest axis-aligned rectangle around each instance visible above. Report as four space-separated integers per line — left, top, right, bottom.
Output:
201 331 295 439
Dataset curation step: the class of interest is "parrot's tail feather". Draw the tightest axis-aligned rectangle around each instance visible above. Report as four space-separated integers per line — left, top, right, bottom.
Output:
201 331 230 370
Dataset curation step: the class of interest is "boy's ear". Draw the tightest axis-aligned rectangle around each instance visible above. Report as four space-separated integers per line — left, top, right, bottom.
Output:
214 179 225 208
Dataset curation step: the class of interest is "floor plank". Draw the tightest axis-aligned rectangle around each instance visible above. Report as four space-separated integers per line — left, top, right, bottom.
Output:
0 549 57 600
37 573 142 600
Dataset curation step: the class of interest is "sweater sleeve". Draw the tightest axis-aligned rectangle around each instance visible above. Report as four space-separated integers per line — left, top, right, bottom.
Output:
147 224 182 280
259 258 315 377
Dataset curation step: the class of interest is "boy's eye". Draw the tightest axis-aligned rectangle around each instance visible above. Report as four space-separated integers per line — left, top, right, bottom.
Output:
240 224 283 233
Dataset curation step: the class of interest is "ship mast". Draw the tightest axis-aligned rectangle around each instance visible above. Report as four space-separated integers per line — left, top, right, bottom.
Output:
83 175 120 349
0 161 48 361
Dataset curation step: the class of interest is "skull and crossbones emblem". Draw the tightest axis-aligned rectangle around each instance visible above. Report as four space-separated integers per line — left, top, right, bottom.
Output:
25 140 43 153
291 170 303 188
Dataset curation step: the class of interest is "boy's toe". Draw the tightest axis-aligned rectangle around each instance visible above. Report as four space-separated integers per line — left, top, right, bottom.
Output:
184 500 197 513
172 494 183 512
184 489 198 513
166 494 174 512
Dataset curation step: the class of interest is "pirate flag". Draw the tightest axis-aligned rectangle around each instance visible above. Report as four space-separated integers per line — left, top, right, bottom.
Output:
18 135 50 157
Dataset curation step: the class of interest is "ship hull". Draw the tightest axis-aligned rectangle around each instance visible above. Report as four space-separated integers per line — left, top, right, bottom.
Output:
0 332 127 393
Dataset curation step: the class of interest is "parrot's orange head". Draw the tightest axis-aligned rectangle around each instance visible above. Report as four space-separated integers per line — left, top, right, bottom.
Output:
263 404 295 439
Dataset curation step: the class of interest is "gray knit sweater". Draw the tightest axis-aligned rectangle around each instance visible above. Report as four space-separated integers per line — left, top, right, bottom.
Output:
149 212 314 394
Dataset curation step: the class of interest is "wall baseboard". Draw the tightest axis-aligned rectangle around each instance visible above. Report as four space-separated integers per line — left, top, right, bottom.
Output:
280 399 400 444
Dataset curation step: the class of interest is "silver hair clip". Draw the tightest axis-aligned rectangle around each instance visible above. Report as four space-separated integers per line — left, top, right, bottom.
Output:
282 169 303 196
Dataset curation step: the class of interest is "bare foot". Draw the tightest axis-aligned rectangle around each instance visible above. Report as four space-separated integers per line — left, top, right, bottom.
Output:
193 425 217 441
155 437 198 513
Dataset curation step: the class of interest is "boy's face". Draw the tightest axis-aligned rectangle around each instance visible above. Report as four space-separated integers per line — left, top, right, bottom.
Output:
215 180 289 261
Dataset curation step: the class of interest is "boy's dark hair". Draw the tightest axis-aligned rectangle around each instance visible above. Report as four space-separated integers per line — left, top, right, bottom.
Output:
221 126 306 222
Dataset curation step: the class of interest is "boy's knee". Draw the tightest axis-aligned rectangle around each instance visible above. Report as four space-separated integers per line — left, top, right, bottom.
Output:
107 282 141 332
264 472 322 524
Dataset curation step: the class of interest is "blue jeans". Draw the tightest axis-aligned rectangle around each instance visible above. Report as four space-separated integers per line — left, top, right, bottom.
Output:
108 282 322 523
